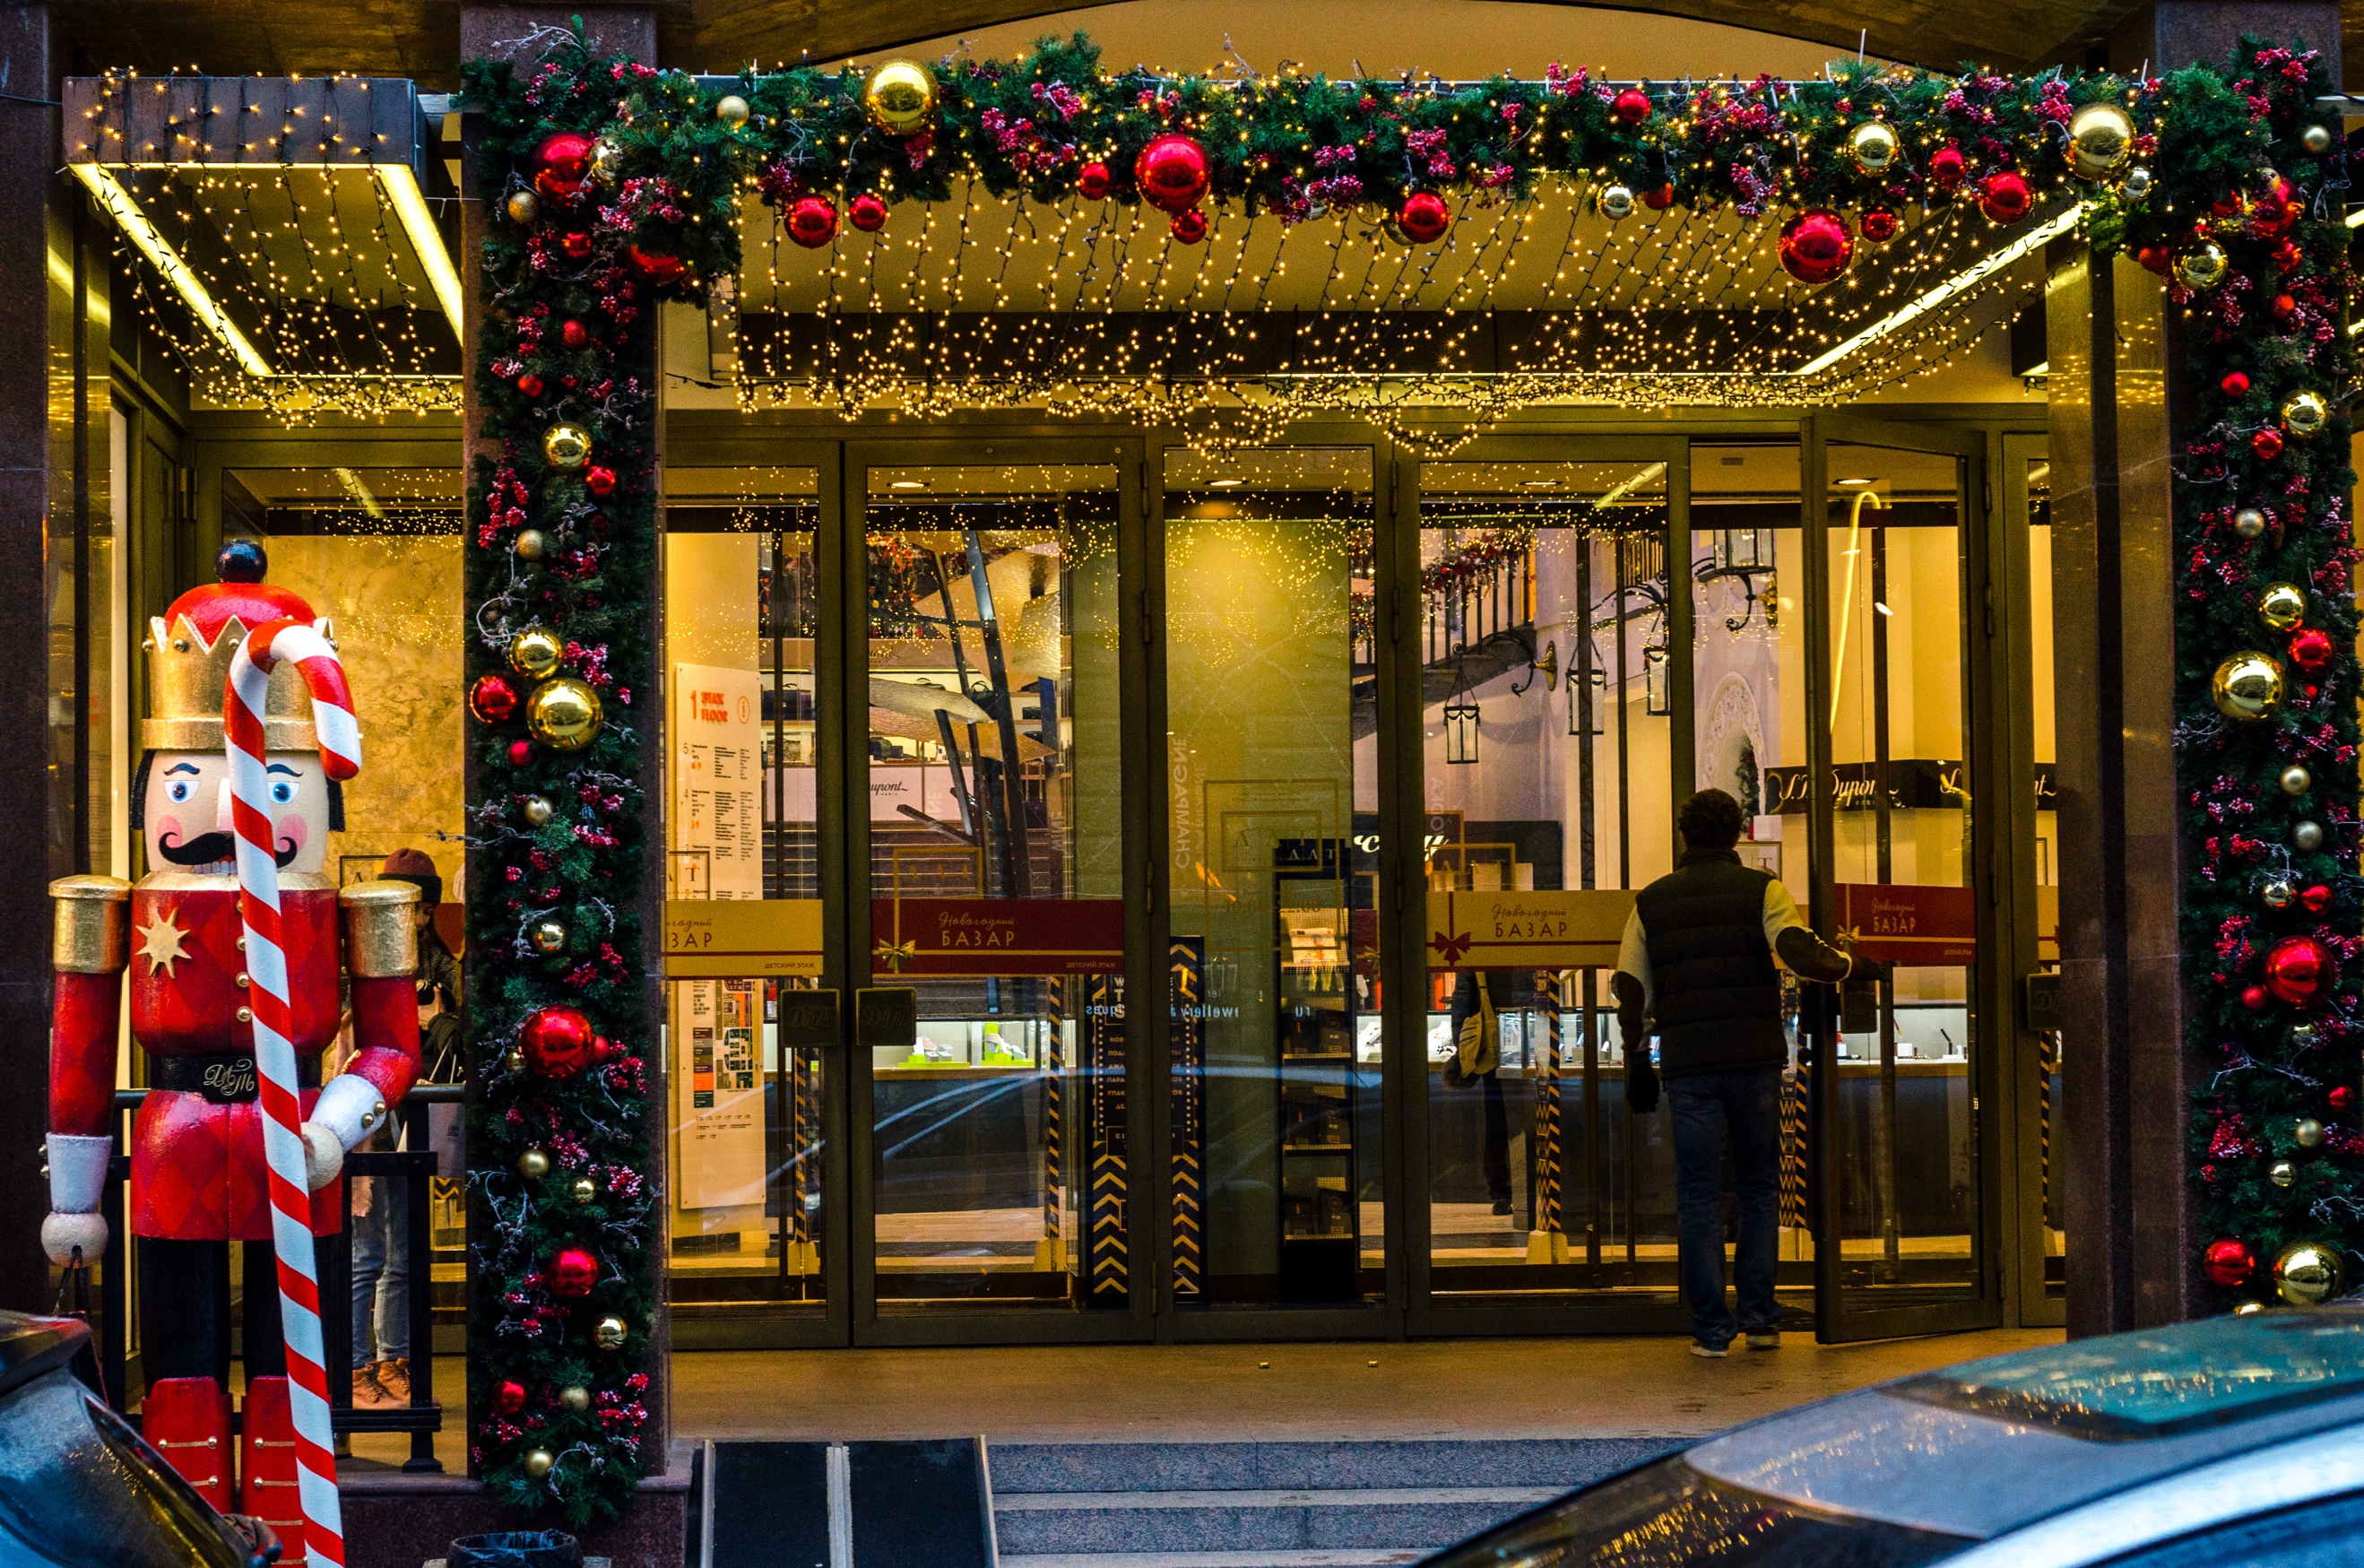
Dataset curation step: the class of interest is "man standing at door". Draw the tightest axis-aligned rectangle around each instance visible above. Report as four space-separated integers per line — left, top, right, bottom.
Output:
1613 788 1883 1357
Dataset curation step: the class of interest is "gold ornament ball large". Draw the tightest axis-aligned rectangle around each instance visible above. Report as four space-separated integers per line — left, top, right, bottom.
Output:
509 625 565 680
518 1147 551 1180
522 793 556 826
2211 652 2284 722
593 1315 628 1350
560 1385 592 1413
715 93 752 128
588 135 623 186
863 59 938 136
2282 391 2330 439
542 422 592 470
2065 100 2136 179
2175 241 2230 290
2256 582 2308 633
2273 1240 2344 1305
529 917 567 954
523 1449 555 1479
1848 120 1900 176
527 677 604 750
505 187 541 226
1596 183 1634 221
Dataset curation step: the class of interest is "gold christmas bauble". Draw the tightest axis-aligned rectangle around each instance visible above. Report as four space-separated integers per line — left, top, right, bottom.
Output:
515 528 549 560
505 187 541 226
559 1385 591 1413
2256 582 2308 632
518 1148 551 1180
522 793 556 826
2296 1118 2327 1148
2175 240 2230 290
523 1448 555 1479
1597 183 1634 220
588 136 623 185
863 59 938 136
2065 100 2136 179
2232 507 2268 540
2212 652 2283 721
509 626 565 680
529 918 567 954
527 677 604 750
2273 1240 2343 1305
2272 1161 2298 1188
593 1315 628 1350
2282 765 2313 796
2303 124 2334 155
571 1175 598 1204
542 422 592 470
2263 879 2296 909
2295 820 2325 853
503 1048 527 1074
2122 165 2152 201
1848 120 1899 176
2282 391 2329 439
715 93 751 127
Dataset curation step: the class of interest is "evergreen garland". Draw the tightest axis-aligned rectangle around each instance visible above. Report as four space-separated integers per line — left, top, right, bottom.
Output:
454 20 2352 1522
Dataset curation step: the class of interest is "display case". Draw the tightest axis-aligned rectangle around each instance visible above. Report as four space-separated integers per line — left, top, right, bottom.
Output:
1274 837 1359 1302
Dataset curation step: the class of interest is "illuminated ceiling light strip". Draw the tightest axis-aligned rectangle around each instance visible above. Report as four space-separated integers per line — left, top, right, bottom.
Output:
1791 205 2082 379
71 162 272 378
376 163 466 331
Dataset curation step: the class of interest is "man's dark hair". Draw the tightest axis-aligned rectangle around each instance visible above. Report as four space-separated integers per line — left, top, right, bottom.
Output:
1677 788 1746 852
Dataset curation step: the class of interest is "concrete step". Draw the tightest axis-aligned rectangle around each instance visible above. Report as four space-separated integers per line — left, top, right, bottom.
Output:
987 1439 1675 1568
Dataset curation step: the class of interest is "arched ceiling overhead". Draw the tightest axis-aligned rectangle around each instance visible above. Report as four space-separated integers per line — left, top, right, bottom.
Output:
57 0 2358 87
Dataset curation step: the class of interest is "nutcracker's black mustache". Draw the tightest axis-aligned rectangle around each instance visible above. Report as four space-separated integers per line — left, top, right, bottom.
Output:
156 830 299 869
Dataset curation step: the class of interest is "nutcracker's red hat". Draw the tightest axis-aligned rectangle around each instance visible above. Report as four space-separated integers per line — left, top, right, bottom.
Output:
144 537 333 752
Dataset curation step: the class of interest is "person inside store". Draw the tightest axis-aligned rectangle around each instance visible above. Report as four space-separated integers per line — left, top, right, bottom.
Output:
1613 788 1884 1358
347 847 462 1408
1444 970 1514 1216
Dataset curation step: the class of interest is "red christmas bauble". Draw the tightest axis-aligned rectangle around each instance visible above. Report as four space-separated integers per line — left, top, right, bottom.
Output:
559 231 593 260
2221 370 2251 397
2273 239 2303 274
559 319 589 350
628 245 686 283
2135 242 2172 273
516 373 544 399
521 1005 599 1079
1078 161 1112 202
494 1380 527 1415
470 672 520 724
2204 1237 2256 1287
2254 429 2286 461
2290 627 2336 671
2272 292 2298 320
2250 174 2301 237
1928 146 1967 192
1397 191 1452 245
1612 87 1652 124
2266 935 2334 1007
2333 1085 2352 1110
533 132 594 200
550 1247 598 1299
1642 183 1676 211
850 193 888 233
507 739 533 767
1779 210 1853 284
787 195 839 248
1978 170 2033 223
585 465 618 498
2243 984 2271 1011
1134 134 1210 213
1859 206 1900 243
2305 885 2334 914
1168 207 1208 245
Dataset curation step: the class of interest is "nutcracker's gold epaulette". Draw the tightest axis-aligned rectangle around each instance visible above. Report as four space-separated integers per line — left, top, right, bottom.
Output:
50 875 130 974
340 879 420 979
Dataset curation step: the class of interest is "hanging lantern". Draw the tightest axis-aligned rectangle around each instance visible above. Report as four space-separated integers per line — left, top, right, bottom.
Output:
786 195 839 248
1443 696 1480 764
1848 121 1900 176
1714 527 1770 573
1778 210 1852 284
1135 134 1210 213
2065 101 2136 179
1977 170 2034 223
2210 652 2283 721
1643 645 1671 715
1567 665 1606 738
862 59 939 135
1398 191 1452 243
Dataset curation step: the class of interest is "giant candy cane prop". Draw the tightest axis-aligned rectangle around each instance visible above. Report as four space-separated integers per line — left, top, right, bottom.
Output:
227 619 360 1568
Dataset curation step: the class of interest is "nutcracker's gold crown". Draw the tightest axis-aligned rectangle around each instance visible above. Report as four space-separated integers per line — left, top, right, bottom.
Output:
143 609 335 753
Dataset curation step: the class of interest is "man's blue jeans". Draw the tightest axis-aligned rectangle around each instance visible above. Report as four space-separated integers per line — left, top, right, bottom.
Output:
1665 1068 1783 1348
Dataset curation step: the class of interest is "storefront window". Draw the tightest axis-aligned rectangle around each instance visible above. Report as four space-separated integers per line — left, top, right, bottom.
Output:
1165 446 1381 1307
863 463 1124 1309
2025 455 2062 1297
663 467 826 1308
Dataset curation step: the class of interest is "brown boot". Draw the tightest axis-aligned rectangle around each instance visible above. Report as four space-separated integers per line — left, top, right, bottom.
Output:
351 1364 395 1409
372 1356 413 1405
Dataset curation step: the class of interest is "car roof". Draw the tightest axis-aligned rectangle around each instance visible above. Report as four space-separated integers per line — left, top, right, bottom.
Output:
1684 1306 2364 1541
0 1311 93 1404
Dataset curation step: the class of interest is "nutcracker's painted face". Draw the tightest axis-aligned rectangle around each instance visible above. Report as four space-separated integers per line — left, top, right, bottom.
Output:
134 749 333 876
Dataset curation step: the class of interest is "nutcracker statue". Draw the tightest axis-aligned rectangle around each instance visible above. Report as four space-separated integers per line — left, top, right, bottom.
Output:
44 539 420 1564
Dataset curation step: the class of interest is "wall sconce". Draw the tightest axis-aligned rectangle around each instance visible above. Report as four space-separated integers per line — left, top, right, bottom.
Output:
1512 639 1558 697
1643 645 1670 716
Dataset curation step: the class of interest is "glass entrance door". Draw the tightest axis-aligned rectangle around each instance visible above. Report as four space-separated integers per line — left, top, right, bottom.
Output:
1803 415 2003 1342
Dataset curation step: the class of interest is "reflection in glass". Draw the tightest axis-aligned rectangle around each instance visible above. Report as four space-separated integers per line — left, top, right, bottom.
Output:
2025 455 2063 1296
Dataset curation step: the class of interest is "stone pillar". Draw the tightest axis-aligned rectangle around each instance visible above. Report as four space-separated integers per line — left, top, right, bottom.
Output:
2052 1 2341 1337
456 0 670 1466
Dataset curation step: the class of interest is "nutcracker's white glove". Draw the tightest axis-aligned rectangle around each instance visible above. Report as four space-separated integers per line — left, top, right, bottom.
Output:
42 1134 113 1266
299 1073 391 1191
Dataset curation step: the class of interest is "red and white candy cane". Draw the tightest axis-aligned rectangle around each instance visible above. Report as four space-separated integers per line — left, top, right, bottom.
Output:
226 618 360 1568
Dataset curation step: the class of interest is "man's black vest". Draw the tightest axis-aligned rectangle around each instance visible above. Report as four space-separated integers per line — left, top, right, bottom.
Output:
1634 846 1788 1078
